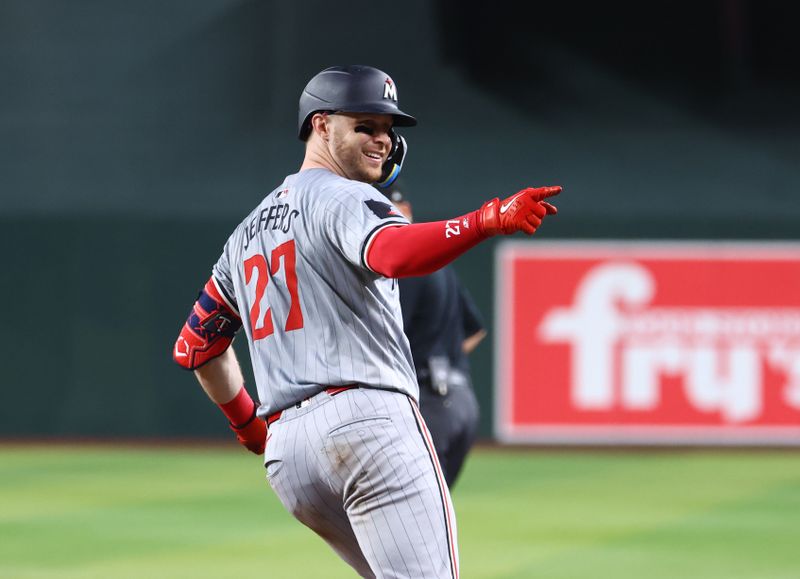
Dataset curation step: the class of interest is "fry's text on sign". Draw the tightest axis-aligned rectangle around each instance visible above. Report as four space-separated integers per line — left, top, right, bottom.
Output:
495 242 800 445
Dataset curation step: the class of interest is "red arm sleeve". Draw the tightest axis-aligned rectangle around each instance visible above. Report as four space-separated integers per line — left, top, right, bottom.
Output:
366 210 488 278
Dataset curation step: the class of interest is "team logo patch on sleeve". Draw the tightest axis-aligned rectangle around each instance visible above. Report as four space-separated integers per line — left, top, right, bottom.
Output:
365 199 401 219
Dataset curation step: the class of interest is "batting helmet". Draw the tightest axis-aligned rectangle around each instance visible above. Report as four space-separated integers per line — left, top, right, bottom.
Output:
298 65 417 140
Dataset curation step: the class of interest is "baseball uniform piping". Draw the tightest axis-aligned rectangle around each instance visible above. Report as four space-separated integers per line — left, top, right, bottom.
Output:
406 397 459 579
360 221 407 273
211 275 239 315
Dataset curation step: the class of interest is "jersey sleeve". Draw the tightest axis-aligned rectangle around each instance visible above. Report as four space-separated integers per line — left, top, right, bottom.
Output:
323 182 409 271
210 236 240 314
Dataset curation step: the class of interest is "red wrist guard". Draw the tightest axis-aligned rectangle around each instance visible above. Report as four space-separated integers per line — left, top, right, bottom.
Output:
219 387 267 454
218 386 257 427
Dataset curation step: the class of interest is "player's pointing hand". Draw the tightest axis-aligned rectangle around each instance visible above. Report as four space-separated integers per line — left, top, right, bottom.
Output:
476 186 562 236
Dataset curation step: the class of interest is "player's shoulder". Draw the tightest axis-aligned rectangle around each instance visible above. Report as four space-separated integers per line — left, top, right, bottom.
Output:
297 170 398 217
235 179 290 224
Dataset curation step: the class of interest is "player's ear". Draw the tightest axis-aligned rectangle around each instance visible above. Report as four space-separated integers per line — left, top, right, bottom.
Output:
310 112 331 141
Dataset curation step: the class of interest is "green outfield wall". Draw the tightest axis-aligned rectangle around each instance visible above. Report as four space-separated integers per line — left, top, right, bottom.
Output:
3 1 800 438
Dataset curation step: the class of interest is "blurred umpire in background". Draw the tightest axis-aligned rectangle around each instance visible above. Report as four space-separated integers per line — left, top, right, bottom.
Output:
383 184 487 488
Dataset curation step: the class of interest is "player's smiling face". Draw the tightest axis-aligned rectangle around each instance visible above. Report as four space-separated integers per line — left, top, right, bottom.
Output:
327 113 393 183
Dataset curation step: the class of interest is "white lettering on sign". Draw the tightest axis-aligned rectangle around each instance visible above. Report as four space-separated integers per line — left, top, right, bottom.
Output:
539 262 800 422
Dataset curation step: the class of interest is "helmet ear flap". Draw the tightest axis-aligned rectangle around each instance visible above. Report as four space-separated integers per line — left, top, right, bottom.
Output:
374 130 407 189
299 117 312 141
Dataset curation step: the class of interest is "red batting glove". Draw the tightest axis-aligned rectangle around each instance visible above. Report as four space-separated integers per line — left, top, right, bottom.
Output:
218 386 267 455
477 186 561 236
229 414 267 455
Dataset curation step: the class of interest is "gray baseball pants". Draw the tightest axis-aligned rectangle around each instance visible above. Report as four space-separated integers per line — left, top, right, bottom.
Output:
264 387 459 578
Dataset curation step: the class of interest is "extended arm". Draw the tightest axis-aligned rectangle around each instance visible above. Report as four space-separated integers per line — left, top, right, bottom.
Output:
367 186 560 278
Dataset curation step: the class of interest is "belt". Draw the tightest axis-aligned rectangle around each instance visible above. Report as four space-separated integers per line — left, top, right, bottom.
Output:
267 385 357 426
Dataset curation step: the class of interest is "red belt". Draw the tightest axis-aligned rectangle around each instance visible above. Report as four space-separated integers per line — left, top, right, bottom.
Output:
267 385 357 426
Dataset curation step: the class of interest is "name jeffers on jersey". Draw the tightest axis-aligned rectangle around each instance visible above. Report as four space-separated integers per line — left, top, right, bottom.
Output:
244 203 300 250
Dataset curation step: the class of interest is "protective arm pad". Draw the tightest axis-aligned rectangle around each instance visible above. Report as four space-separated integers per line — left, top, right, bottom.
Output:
173 277 242 370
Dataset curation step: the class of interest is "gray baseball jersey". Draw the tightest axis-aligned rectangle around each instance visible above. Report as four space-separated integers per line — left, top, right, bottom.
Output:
211 168 419 416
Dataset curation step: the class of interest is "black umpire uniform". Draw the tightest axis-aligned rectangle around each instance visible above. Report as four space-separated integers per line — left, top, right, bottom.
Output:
380 183 486 487
400 266 484 488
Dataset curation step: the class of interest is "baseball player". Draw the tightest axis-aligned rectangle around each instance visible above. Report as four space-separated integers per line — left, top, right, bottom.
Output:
385 185 486 488
173 64 560 579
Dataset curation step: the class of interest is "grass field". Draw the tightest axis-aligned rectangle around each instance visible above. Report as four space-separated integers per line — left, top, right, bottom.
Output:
1 444 799 578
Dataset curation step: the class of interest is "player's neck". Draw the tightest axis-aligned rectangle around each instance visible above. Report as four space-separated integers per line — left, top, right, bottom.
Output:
300 155 336 173
300 143 346 178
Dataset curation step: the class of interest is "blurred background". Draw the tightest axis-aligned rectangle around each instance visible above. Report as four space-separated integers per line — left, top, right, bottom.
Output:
3 0 800 441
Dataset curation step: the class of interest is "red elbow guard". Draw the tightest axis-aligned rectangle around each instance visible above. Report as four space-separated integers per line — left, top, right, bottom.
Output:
173 277 242 370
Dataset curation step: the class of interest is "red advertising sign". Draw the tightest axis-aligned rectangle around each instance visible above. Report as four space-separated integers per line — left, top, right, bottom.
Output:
495 241 800 445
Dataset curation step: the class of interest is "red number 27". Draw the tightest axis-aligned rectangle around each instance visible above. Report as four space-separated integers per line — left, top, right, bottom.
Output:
243 239 304 340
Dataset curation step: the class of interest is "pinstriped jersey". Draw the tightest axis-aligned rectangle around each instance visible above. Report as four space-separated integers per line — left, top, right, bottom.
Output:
212 168 418 416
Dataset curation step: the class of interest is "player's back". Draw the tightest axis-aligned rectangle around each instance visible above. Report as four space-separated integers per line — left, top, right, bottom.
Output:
212 168 418 415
